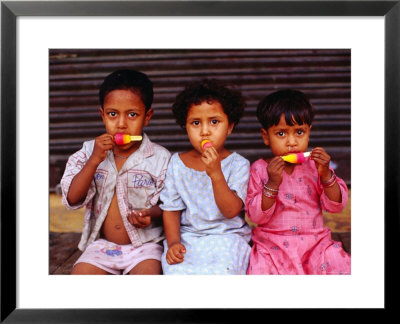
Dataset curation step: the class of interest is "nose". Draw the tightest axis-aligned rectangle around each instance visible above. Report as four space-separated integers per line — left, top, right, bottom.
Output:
117 114 128 129
200 123 210 136
286 134 297 149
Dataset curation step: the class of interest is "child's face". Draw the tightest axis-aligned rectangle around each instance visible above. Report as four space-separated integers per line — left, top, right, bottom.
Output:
100 89 153 150
261 113 311 156
185 100 234 153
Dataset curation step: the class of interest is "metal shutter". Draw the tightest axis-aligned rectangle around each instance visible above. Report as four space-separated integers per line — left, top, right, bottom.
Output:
49 49 350 190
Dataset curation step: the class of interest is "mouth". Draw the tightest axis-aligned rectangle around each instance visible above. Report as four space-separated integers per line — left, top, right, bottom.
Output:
284 151 300 155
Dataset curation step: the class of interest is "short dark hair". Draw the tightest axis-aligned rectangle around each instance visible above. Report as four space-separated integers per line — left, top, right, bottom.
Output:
99 69 153 111
172 79 246 128
256 89 315 130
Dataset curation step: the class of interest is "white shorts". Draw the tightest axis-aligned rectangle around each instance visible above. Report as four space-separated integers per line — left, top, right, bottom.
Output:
75 239 163 275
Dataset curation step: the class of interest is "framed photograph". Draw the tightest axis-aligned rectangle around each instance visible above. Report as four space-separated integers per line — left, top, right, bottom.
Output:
2 0 398 321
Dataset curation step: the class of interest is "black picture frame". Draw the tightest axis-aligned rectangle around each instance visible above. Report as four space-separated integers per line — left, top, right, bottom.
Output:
1 0 399 322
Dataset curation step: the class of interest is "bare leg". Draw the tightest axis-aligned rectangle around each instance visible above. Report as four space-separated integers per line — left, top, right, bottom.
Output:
129 259 161 275
71 262 111 275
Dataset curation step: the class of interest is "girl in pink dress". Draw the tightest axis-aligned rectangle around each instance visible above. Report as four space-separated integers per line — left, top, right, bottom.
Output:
245 89 351 275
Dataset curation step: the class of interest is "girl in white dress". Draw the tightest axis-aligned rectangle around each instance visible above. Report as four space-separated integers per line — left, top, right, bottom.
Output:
160 79 251 274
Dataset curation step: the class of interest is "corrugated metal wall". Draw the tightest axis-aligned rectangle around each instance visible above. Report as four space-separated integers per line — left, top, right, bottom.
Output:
49 49 351 190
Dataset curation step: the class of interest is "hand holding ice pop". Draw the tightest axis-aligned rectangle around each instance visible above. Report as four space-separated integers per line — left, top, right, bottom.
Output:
90 133 115 166
309 147 332 179
114 133 143 145
281 152 311 164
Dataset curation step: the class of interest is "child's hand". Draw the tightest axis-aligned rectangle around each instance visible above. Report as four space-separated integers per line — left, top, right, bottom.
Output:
166 242 186 265
201 146 222 179
310 147 332 180
90 133 114 165
127 209 151 229
267 156 286 187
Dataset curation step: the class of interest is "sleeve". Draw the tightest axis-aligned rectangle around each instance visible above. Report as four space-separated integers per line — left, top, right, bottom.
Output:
227 156 250 203
245 161 275 225
159 156 186 211
149 150 172 206
60 143 96 210
319 172 349 213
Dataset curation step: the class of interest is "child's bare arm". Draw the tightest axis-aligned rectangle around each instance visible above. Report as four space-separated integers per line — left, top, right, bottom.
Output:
67 158 99 205
202 147 243 218
210 173 243 219
148 204 162 218
163 210 182 246
310 147 342 203
67 134 114 205
163 210 186 264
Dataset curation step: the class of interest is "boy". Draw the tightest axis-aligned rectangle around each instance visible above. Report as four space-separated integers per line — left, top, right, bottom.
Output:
60 70 171 274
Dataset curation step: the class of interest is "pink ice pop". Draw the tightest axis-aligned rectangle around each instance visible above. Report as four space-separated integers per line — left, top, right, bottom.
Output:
281 152 311 163
114 133 142 145
201 140 213 149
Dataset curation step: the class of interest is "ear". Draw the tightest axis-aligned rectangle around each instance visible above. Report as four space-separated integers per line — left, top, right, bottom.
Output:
143 108 154 126
260 128 270 146
227 122 235 136
99 107 105 121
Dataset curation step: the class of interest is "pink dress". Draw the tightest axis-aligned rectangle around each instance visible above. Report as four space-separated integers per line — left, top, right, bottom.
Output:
245 158 351 275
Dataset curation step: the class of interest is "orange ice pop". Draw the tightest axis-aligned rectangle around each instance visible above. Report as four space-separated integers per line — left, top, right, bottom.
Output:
281 152 311 163
114 133 142 145
201 140 213 149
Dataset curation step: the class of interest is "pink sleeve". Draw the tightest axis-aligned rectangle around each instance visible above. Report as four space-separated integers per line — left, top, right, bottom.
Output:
319 174 348 213
245 162 275 225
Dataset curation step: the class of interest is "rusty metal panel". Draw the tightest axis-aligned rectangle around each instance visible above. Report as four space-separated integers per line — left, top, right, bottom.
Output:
49 49 351 189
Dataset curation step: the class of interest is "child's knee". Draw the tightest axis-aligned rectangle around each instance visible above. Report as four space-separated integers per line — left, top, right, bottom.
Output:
71 262 110 275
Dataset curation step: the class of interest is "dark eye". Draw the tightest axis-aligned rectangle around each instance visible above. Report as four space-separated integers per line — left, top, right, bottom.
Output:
277 131 285 136
296 129 304 135
129 112 137 118
108 112 117 117
192 121 200 126
211 120 219 125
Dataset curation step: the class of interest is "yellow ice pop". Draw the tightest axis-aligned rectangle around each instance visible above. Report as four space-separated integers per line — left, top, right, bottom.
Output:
281 152 311 163
114 133 142 145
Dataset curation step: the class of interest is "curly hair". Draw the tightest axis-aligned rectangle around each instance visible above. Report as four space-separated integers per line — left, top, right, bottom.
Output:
172 79 246 128
256 89 315 130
